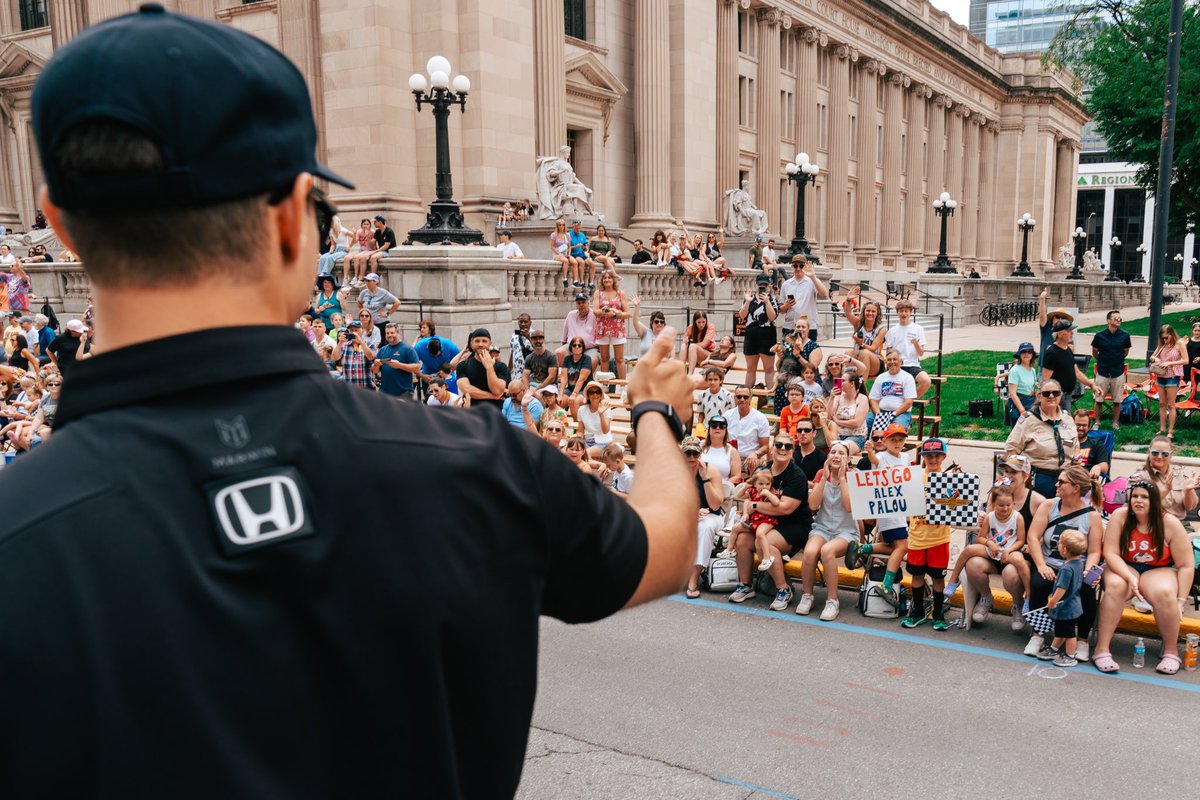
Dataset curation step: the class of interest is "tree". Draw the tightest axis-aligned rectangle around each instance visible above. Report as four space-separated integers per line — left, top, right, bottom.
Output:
1047 0 1199 226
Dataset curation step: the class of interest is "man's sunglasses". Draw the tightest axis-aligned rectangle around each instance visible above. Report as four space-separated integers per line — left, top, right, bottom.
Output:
268 183 336 250
735 395 751 401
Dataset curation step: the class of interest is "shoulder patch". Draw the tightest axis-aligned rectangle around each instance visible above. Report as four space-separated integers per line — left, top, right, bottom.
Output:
207 466 315 557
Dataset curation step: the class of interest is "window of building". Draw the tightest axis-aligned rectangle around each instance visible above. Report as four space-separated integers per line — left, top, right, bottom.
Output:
877 124 884 166
877 79 885 109
849 114 857 158
739 169 750 190
565 129 579 170
738 12 758 57
781 91 795 140
901 134 907 171
817 48 830 87
781 34 796 74
848 68 859 100
1110 188 1146 281
739 76 756 127
564 0 587 40
20 0 48 29
1074 189 1106 242
817 102 829 150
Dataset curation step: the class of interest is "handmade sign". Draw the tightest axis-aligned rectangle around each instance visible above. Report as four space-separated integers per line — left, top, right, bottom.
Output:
848 464 925 520
925 472 981 527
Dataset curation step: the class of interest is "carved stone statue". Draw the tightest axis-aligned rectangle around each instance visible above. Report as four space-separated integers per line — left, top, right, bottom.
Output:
534 146 595 220
1057 244 1074 270
722 180 769 236
1083 248 1100 271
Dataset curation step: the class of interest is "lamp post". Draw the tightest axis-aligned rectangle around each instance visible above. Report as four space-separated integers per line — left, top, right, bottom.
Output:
1067 227 1086 280
1105 236 1123 282
1135 242 1148 283
1174 253 1184 282
927 191 958 274
403 56 486 246
1191 258 1198 286
1013 212 1036 277
783 152 821 264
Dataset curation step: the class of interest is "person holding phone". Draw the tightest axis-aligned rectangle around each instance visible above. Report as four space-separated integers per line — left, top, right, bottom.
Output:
738 275 779 390
778 255 828 342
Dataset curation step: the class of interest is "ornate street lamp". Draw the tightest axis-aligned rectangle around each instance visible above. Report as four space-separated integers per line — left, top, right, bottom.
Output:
927 191 957 274
1067 227 1086 280
1134 242 1148 283
404 56 486 246
783 152 821 264
1013 212 1035 277
1105 236 1123 282
1174 252 1184 282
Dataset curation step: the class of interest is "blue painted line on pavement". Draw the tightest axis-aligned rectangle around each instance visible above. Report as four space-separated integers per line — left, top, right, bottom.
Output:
713 775 799 799
668 595 1200 695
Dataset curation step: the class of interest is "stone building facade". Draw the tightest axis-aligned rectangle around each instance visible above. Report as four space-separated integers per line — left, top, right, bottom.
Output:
0 0 1087 277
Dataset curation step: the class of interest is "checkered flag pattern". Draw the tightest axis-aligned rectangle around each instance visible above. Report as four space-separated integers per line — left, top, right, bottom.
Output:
924 472 981 527
1023 606 1055 636
870 411 895 435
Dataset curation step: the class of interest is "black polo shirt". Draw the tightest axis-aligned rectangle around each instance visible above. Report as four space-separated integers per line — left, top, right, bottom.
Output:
0 326 648 798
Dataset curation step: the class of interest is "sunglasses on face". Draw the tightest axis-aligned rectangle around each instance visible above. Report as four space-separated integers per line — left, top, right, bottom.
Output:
870 436 883 442
796 428 814 433
46 382 62 387
1040 390 1062 398
269 183 336 246
774 443 794 451
709 421 727 428
1149 450 1171 457
1055 479 1070 486
735 395 751 401
571 343 584 348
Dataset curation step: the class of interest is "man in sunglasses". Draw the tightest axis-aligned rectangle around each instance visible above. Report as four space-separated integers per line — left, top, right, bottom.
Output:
726 387 771 472
1 8 700 798
1041 318 1096 413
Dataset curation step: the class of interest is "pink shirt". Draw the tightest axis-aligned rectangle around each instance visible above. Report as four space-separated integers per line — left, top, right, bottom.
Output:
562 310 597 348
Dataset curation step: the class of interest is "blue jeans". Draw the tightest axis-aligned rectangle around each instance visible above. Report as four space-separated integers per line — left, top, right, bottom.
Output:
865 410 913 434
318 247 347 275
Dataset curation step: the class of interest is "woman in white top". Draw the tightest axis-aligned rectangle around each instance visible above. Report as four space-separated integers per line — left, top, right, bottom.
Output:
318 215 354 277
826 371 869 448
575 381 613 459
700 414 743 485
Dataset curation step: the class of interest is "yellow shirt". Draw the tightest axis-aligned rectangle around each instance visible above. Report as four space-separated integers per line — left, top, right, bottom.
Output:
908 473 951 550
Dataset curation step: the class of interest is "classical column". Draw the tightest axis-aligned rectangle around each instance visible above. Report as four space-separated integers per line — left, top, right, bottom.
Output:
48 0 88 50
945 104 966 258
976 121 998 264
961 114 982 262
1052 139 1078 257
854 60 883 258
631 0 671 225
755 7 787 232
279 0 324 160
924 95 950 257
880 71 908 258
826 44 856 254
715 0 742 206
533 0 567 158
796 29 822 149
903 83 930 260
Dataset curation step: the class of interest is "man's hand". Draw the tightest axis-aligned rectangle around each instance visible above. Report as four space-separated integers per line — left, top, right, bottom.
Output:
627 326 692 425
478 348 494 368
1040 288 1048 300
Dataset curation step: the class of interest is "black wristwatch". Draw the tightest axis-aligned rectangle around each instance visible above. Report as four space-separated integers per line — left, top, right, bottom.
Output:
630 401 685 442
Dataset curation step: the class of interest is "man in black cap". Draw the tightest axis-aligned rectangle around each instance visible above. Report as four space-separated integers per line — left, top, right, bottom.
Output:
1041 318 1095 413
456 327 510 410
0 7 698 798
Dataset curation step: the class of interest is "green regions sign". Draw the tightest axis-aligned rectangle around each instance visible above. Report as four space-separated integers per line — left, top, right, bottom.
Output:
1077 173 1142 187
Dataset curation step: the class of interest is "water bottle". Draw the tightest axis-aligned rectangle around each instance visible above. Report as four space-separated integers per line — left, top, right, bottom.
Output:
1132 637 1146 669
1185 634 1199 672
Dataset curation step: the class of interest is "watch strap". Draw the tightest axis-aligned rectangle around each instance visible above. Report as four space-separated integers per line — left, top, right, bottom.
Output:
630 400 685 442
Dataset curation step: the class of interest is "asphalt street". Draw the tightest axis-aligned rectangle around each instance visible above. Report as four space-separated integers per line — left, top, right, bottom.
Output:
518 593 1200 799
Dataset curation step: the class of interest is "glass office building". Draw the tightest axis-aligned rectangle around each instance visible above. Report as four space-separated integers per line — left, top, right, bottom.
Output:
970 0 1081 53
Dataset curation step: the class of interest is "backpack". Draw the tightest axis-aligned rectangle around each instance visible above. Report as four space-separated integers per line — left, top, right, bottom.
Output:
857 557 902 619
40 300 60 333
701 555 739 593
1119 393 1145 424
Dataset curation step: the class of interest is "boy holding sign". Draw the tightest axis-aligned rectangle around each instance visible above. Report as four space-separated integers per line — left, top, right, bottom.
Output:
902 438 954 630
856 423 911 601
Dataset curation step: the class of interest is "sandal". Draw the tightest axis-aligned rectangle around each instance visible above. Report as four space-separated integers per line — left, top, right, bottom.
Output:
757 555 776 572
685 587 701 599
1156 653 1182 675
1092 652 1119 673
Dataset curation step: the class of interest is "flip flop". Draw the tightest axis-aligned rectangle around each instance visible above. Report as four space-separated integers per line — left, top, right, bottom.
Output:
685 587 701 599
1092 652 1119 673
1156 653 1182 675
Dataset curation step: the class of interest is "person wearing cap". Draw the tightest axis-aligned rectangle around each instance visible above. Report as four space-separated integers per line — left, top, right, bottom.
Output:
372 322 420 400
356 272 400 328
365 215 397 272
557 293 600 367
748 234 764 270
1088 310 1130 431
495 228 524 260
2 8 701 797
1036 289 1073 367
898 438 956 630
1041 318 1095 413
509 312 534 377
523 328 558 392
1005 341 1039 425
46 318 91 375
536 383 568 427
737 274 779 391
455 328 510 410
700 413 742 485
682 434 725 599
568 218 595 290
1005 378 1080 498
778 254 828 342
867 349 918 433
857 422 911 598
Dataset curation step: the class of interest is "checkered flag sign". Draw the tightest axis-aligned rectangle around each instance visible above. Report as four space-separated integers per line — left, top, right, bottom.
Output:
870 411 895 435
924 472 981 527
1023 606 1054 636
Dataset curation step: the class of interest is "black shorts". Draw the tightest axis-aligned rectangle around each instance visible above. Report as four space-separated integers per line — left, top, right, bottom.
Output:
907 563 945 578
901 365 924 379
776 522 809 554
743 326 778 356
1053 615 1079 638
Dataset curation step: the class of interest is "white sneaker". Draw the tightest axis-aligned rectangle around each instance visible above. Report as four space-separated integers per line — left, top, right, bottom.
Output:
1132 597 1153 614
757 555 775 572
972 593 994 624
820 599 840 621
1076 641 1091 662
1010 612 1027 633
1023 635 1045 657
769 587 794 612
796 593 815 615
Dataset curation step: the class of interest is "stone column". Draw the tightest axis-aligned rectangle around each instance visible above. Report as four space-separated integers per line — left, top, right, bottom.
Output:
826 44 857 254
1053 139 1078 256
945 104 966 258
961 114 982 263
533 0 567 158
924 95 950 257
903 83 930 260
880 71 907 259
279 0 325 161
631 0 671 225
715 0 741 208
796 29 822 150
49 0 88 50
976 121 998 265
755 7 787 232
855 59 884 259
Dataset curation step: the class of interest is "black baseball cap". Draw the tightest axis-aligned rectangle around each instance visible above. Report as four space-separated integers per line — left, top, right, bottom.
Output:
32 4 353 212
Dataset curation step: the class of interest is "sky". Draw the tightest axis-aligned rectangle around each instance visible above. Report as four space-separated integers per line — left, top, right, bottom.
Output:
929 0 971 26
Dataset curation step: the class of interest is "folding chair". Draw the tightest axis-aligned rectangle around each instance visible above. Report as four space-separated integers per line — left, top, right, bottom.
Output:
1173 369 1200 417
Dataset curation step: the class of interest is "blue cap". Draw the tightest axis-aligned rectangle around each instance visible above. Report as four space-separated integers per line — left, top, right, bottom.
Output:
32 4 353 212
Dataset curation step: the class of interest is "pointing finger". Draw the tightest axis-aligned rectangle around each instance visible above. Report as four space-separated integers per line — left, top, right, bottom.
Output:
643 326 677 366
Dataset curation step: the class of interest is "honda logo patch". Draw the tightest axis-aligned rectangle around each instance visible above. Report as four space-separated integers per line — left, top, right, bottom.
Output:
207 467 315 556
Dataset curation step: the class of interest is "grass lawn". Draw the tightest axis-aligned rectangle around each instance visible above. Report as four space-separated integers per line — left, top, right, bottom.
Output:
921 350 1200 457
1079 308 1200 336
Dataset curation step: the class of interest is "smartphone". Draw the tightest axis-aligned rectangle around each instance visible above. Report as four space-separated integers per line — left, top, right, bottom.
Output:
834 377 843 391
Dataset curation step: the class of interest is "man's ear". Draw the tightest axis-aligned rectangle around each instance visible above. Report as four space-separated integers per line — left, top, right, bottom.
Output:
39 188 79 255
273 172 313 267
